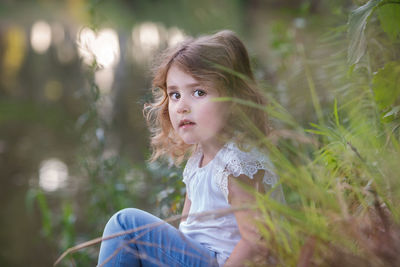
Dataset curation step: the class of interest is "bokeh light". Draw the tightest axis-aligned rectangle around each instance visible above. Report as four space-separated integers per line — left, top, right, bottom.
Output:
138 22 161 51
31 21 52 54
131 22 164 62
168 27 185 47
95 68 114 94
77 27 120 68
39 158 68 192
2 26 26 90
77 27 96 64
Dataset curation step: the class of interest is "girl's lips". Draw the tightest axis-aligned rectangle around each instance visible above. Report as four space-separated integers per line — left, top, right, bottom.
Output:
180 123 195 129
179 119 196 128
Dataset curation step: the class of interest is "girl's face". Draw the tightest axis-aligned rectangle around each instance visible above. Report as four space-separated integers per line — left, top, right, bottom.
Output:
166 64 230 149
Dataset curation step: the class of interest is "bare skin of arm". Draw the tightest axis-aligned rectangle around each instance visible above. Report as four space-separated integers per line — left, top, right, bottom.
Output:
224 170 267 267
181 192 191 223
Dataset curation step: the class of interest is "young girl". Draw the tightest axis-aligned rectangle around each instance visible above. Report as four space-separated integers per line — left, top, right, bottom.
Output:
98 30 284 267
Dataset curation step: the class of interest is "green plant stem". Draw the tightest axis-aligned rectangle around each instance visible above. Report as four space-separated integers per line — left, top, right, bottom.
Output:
298 43 325 126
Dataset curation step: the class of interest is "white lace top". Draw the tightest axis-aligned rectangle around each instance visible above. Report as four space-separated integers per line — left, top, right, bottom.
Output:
179 142 284 266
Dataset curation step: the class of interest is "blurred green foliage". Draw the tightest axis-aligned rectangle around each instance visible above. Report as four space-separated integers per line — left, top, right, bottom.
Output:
372 61 400 110
253 0 400 265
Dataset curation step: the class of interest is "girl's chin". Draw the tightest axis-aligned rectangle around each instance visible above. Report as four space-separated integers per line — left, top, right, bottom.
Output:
181 139 198 145
178 135 199 145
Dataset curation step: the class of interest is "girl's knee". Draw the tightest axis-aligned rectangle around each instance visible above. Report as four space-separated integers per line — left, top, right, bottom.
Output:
113 208 140 220
106 208 151 232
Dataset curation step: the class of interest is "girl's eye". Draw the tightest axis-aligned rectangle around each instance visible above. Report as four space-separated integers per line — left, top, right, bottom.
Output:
194 89 206 97
168 92 180 100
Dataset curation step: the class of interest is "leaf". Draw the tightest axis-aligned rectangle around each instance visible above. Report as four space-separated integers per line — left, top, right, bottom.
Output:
347 0 382 65
377 2 400 40
36 191 52 237
372 61 400 109
383 105 400 118
61 202 76 249
334 98 340 127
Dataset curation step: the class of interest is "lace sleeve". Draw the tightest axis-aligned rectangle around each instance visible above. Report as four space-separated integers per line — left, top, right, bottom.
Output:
215 143 279 203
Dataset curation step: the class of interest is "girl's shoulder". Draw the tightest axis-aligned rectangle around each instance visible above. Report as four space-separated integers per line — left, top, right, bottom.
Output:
215 141 284 203
220 142 277 185
182 141 278 187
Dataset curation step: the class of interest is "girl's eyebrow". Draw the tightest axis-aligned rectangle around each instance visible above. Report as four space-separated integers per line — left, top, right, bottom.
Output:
167 83 202 91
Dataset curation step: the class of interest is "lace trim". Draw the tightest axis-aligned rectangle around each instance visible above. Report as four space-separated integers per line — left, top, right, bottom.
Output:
182 142 279 203
215 143 278 202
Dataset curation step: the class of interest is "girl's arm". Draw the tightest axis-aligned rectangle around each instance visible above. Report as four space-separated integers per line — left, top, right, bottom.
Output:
224 170 267 267
181 192 191 223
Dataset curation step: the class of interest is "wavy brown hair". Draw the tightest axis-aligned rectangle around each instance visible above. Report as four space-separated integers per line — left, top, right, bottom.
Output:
144 30 268 165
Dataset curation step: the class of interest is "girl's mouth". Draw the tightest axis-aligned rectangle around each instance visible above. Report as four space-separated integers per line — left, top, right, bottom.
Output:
179 120 196 128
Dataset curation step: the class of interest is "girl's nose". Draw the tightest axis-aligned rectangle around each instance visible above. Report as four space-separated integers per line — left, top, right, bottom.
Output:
177 99 191 114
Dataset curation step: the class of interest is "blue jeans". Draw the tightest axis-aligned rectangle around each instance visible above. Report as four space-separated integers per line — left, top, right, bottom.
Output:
97 208 219 267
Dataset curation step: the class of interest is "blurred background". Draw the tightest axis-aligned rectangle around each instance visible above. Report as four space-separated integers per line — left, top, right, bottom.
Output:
0 0 354 266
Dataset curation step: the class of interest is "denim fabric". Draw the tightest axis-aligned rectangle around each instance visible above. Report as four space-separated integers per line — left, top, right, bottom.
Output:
97 208 219 267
